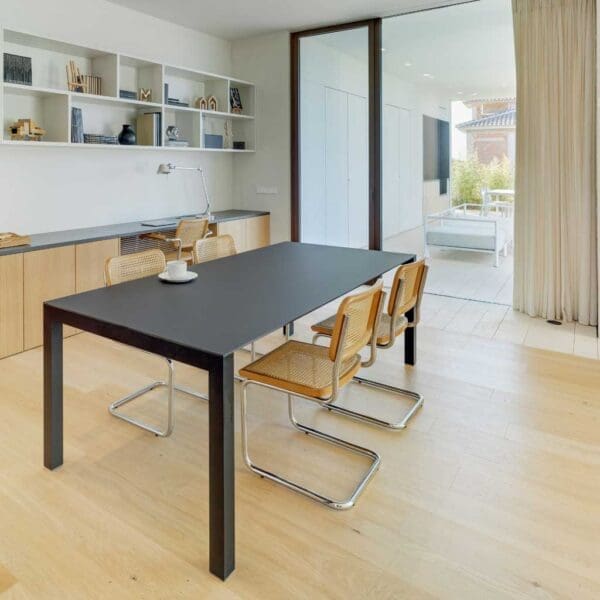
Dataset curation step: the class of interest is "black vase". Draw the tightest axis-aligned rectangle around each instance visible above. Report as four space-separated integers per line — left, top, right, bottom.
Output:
118 124 136 145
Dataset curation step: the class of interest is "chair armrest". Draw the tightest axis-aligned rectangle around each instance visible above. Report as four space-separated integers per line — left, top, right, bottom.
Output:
140 232 169 242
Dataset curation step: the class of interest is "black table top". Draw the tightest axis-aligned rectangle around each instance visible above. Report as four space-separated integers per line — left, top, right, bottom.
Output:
46 242 415 357
0 210 269 257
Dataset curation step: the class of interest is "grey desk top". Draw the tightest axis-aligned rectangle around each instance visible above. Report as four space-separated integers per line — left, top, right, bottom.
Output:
46 242 415 357
0 210 269 257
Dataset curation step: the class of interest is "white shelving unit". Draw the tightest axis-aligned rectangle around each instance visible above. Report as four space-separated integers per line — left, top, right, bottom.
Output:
1 28 256 152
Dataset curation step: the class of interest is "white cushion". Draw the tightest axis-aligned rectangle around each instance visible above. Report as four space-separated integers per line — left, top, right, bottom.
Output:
426 218 507 251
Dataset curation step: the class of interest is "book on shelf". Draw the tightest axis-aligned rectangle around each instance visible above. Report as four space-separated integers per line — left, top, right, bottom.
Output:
165 140 189 147
71 107 84 143
83 134 118 145
119 89 138 100
137 112 162 147
3 53 32 85
167 99 189 107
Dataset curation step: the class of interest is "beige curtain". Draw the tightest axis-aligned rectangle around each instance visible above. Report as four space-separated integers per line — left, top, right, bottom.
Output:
512 0 597 326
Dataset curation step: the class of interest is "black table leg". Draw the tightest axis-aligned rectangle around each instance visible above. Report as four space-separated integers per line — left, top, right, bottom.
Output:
44 307 64 470
208 353 235 580
404 308 416 366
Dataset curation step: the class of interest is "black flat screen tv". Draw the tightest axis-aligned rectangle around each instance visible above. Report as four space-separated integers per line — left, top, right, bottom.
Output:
423 115 450 194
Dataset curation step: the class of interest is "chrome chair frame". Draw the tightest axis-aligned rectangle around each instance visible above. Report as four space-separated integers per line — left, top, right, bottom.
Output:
311 265 428 431
108 359 208 437
241 300 384 510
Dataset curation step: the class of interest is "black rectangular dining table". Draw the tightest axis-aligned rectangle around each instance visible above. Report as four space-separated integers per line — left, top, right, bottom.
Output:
43 242 417 581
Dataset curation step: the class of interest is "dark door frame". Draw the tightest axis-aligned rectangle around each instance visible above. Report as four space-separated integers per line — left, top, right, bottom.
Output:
290 19 383 250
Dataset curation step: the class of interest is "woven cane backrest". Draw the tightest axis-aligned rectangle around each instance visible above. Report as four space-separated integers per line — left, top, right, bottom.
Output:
175 218 210 249
193 234 237 264
388 260 428 322
105 249 166 286
329 281 384 363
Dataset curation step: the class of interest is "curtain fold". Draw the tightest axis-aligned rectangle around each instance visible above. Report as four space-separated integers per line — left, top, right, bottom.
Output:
512 0 597 325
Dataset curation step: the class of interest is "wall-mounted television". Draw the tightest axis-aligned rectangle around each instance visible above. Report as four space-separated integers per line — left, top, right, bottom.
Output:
423 115 450 194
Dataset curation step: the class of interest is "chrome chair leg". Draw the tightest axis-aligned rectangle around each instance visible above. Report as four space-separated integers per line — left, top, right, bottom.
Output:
108 357 208 437
241 379 380 510
312 333 423 430
326 377 423 430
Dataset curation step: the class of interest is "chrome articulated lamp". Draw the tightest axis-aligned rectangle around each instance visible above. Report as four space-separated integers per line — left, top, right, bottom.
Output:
157 162 212 221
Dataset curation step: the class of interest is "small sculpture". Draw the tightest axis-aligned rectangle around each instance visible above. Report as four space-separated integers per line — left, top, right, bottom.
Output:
139 88 152 102
9 119 46 141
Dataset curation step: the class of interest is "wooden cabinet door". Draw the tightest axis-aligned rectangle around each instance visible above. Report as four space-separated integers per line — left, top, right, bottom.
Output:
24 246 76 350
245 215 270 251
76 238 120 293
217 219 247 253
0 253 24 358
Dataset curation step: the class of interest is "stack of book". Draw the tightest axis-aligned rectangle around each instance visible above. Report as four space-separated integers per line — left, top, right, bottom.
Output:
71 108 84 143
119 89 138 100
137 112 162 147
83 134 118 145
82 75 102 95
3 53 32 85
165 139 190 148
167 98 189 107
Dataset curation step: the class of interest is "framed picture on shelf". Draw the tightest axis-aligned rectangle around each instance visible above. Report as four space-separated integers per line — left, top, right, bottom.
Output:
230 87 243 113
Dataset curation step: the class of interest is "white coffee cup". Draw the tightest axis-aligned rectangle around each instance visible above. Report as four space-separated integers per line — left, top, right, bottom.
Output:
166 260 187 279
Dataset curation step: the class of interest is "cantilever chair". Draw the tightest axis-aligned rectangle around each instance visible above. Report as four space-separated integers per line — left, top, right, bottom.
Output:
143 218 211 263
104 249 207 437
239 281 386 510
311 259 428 430
193 234 257 364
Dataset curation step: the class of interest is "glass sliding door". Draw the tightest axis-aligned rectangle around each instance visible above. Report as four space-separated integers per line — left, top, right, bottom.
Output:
292 21 382 249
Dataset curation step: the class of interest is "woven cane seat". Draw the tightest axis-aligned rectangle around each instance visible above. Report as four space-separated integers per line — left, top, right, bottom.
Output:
312 312 409 346
239 340 362 399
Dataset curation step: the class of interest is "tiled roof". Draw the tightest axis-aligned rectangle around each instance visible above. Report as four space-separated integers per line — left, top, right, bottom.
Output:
457 109 516 130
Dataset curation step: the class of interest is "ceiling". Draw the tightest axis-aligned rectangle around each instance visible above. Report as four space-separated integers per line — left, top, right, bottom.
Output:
323 0 515 100
106 0 465 40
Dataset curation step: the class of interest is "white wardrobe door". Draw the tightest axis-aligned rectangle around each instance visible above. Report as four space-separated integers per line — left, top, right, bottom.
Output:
383 104 400 239
325 87 349 246
300 80 326 244
347 94 369 248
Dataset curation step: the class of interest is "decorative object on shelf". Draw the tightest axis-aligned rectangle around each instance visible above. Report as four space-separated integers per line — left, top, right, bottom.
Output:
207 95 218 111
66 60 88 93
9 119 46 141
119 89 137 100
233 141 246 150
194 97 206 109
230 87 243 113
224 121 233 149
204 134 223 149
71 107 84 143
157 163 212 221
0 232 31 249
118 124 136 145
83 134 118 145
164 83 169 103
139 88 152 102
164 125 189 147
166 125 180 141
82 74 102 95
3 53 32 85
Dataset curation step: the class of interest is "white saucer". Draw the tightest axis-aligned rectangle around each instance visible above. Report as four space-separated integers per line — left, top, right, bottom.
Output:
158 271 198 284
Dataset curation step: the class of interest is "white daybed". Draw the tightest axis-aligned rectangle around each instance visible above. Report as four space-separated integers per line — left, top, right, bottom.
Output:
425 202 514 267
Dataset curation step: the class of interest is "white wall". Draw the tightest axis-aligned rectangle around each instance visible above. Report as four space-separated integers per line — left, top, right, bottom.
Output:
231 33 291 244
0 0 234 234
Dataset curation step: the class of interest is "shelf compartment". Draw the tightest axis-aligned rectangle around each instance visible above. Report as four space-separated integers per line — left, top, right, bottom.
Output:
164 65 228 113
71 95 162 147
3 86 69 143
3 29 118 97
163 107 201 149
200 112 255 151
119 55 163 103
228 80 255 117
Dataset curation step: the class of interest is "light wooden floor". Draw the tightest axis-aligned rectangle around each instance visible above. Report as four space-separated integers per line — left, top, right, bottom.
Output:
1 305 599 598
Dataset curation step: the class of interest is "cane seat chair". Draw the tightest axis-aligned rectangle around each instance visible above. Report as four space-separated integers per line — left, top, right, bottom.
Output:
104 250 207 437
239 281 386 510
193 233 237 264
143 218 211 263
311 259 428 430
